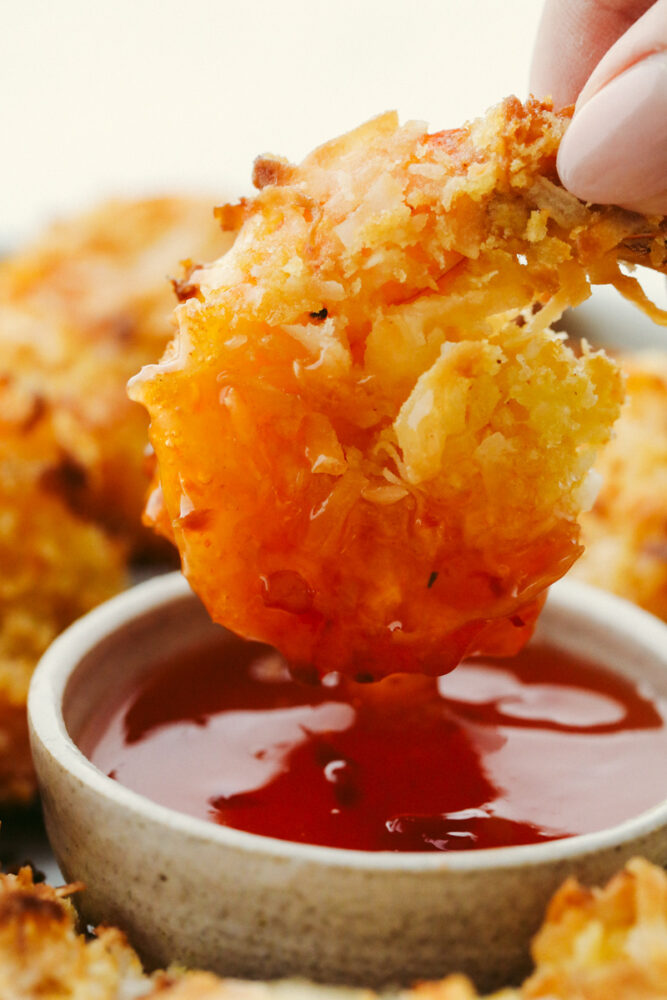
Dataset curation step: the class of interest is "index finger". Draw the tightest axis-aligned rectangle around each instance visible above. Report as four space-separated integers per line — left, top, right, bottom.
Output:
530 0 655 107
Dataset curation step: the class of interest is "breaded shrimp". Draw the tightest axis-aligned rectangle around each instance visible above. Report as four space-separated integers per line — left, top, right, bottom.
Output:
575 351 667 620
0 197 234 801
0 196 234 555
132 97 667 677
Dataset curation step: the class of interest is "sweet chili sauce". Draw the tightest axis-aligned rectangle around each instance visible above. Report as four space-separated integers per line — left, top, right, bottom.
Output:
83 634 667 852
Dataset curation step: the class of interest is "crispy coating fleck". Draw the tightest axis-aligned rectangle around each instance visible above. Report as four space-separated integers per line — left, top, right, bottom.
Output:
575 351 667 620
3 860 667 999
0 198 234 802
131 97 667 678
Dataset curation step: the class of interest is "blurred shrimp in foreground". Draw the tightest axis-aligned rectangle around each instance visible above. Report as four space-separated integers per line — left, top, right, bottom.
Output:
2 858 666 998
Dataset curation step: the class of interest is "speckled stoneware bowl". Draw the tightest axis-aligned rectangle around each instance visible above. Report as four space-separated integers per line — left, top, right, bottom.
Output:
28 572 667 993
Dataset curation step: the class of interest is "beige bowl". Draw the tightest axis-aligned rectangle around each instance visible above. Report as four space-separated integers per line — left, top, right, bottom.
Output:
28 573 667 993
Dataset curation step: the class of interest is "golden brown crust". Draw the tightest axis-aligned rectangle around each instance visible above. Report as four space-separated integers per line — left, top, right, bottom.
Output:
0 867 149 997
0 196 234 554
521 858 667 998
0 197 235 803
575 351 667 620
0 386 126 802
129 97 667 677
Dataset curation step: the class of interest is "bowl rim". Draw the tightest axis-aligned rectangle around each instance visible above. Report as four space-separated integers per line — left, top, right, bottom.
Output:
28 571 667 873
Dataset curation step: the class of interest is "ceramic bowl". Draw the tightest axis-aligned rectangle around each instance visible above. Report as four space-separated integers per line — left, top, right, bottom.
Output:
28 572 667 993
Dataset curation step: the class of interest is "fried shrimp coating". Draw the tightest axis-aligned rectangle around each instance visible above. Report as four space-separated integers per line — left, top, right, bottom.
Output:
575 351 667 621
132 97 667 679
519 857 667 998
0 197 233 803
0 379 124 803
0 197 233 555
3 860 667 999
0 867 150 999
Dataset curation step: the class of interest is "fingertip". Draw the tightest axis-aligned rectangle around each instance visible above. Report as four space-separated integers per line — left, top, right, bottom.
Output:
557 52 667 213
530 0 657 109
530 0 583 108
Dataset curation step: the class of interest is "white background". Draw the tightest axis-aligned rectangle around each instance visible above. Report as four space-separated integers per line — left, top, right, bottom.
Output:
2 0 544 244
2 0 664 342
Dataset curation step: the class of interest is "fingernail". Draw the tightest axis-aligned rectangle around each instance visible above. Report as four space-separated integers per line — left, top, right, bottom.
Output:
558 52 667 212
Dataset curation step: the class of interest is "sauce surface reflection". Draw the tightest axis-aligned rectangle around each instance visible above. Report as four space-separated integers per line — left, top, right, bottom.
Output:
83 636 667 851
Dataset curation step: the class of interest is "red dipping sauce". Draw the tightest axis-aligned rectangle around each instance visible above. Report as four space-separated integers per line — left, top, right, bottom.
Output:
83 636 667 852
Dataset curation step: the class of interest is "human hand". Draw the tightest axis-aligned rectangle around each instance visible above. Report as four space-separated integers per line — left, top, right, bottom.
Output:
531 0 667 214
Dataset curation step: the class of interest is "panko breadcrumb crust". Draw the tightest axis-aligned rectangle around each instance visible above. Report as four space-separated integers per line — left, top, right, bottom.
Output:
0 197 233 554
133 96 667 679
2 859 667 999
575 351 667 621
0 197 233 803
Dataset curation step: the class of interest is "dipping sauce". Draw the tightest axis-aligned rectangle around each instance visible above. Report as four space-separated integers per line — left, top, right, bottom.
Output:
83 636 667 851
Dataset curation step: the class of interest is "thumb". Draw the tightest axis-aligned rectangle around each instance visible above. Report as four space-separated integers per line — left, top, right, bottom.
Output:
557 0 667 214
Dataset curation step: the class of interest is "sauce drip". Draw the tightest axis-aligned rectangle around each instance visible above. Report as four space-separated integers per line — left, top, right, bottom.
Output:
83 636 667 852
